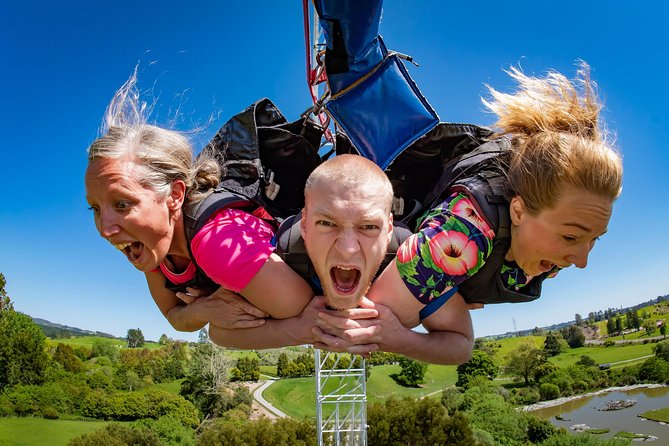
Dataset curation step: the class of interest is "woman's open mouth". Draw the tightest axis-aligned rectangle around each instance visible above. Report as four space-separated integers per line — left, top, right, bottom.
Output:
115 241 143 263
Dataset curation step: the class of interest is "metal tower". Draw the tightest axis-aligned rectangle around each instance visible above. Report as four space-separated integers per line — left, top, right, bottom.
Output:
315 349 368 446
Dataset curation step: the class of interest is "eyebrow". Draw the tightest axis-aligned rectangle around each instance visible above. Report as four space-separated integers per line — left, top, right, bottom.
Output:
564 222 608 236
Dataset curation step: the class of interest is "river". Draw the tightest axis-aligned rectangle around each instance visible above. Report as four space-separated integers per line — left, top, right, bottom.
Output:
529 385 669 441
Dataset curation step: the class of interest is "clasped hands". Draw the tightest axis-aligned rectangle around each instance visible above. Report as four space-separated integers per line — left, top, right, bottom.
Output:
176 287 402 356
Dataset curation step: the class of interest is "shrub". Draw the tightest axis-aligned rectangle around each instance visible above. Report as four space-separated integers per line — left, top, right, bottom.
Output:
67 423 163 446
527 416 557 443
539 383 561 401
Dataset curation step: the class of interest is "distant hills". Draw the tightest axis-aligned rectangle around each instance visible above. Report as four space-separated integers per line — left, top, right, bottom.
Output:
33 317 118 340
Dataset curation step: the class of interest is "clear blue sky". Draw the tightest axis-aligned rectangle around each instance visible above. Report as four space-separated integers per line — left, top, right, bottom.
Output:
2 1 667 342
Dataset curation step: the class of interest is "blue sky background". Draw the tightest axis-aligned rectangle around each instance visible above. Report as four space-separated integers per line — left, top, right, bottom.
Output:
2 1 667 342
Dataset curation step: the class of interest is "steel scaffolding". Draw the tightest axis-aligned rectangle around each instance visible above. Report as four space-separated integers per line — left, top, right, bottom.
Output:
315 350 367 446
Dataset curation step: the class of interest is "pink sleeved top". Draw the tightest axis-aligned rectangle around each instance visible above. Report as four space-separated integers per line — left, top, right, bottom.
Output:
158 208 276 292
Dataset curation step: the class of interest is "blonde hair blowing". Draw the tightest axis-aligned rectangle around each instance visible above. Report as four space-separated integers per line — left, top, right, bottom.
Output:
305 154 394 213
87 69 220 204
483 63 623 215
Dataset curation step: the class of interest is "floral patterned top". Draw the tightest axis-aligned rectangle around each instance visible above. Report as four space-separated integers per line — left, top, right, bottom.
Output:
396 192 558 305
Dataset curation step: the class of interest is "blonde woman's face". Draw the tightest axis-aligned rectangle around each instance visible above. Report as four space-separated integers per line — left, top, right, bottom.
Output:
507 185 613 277
85 158 180 272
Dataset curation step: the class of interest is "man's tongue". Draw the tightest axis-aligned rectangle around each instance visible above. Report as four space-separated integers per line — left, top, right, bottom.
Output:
126 242 143 263
332 267 360 292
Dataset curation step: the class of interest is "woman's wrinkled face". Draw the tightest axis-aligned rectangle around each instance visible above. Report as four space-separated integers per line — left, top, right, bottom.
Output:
85 158 180 272
508 184 613 277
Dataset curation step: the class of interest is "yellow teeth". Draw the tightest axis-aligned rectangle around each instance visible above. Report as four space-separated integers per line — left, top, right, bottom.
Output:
114 242 131 251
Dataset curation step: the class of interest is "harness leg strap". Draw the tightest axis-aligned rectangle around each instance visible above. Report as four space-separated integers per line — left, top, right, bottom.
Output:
419 286 459 322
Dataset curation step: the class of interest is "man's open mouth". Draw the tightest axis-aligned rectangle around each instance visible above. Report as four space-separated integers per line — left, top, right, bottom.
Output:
330 266 361 294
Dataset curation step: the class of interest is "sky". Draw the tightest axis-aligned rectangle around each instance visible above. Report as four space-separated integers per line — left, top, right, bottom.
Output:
1 1 667 343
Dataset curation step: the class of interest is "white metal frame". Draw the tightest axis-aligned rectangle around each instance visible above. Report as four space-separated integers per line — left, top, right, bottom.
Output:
315 349 367 446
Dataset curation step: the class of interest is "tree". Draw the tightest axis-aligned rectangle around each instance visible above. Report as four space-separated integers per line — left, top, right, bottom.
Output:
543 332 569 356
52 343 85 373
0 275 49 390
456 350 498 388
276 352 289 378
660 323 667 339
158 334 170 345
606 318 616 336
574 313 583 326
642 319 656 336
231 356 260 382
395 357 428 387
653 341 669 361
127 328 145 348
198 328 209 344
561 325 585 348
505 341 545 385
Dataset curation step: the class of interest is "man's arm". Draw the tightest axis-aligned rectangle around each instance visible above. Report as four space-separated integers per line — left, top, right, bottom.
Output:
209 295 350 349
314 263 474 364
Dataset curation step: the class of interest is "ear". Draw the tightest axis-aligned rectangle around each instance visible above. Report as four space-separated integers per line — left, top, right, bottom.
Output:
386 213 394 245
166 179 186 211
300 207 308 239
509 195 526 225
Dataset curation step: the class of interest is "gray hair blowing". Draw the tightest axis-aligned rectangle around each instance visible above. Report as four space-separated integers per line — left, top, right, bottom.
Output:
87 69 220 203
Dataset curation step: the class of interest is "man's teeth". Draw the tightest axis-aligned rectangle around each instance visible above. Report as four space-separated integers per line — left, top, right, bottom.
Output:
114 242 131 251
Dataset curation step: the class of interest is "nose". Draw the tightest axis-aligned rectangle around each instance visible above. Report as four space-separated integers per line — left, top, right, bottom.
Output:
566 243 590 269
334 228 361 259
98 209 120 239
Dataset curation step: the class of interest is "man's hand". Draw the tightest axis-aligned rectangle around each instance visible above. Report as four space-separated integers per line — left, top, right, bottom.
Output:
176 287 269 329
312 297 408 356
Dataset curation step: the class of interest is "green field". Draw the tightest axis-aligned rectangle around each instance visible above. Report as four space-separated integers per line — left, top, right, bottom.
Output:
45 336 162 350
548 343 655 368
263 363 457 419
0 417 115 446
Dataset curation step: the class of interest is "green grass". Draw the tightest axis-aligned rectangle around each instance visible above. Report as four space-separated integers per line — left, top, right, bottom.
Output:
490 336 545 362
0 417 115 446
639 407 669 423
45 336 162 350
263 363 457 419
145 379 183 395
548 343 654 368
260 365 277 377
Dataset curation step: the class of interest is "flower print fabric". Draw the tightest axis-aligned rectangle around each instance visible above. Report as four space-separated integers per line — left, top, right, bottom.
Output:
397 192 495 304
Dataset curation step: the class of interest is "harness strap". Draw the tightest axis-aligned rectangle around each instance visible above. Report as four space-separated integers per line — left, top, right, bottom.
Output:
419 286 459 321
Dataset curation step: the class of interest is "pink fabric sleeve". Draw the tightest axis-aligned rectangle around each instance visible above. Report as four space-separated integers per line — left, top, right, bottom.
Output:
190 208 276 293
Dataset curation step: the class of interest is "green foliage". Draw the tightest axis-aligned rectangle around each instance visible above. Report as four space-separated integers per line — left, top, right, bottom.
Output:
136 415 195 446
464 386 529 446
68 422 163 446
539 382 560 400
637 357 669 382
395 357 428 387
367 396 476 446
575 355 598 367
53 343 86 373
653 340 669 361
91 339 120 363
526 416 558 443
127 328 146 348
543 332 569 356
368 351 402 365
456 350 498 388
505 341 546 384
197 417 316 446
231 356 260 382
0 289 49 390
560 325 585 348
537 432 630 445
276 351 315 378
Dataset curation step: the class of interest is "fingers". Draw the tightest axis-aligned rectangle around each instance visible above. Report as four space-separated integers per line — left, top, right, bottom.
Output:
318 312 373 330
312 327 378 354
235 300 269 318
185 287 211 298
175 292 196 304
229 319 266 329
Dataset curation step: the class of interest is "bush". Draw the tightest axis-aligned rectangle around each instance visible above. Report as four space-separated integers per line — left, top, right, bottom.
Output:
136 415 195 446
527 416 557 443
539 383 561 401
42 406 60 419
67 423 163 446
